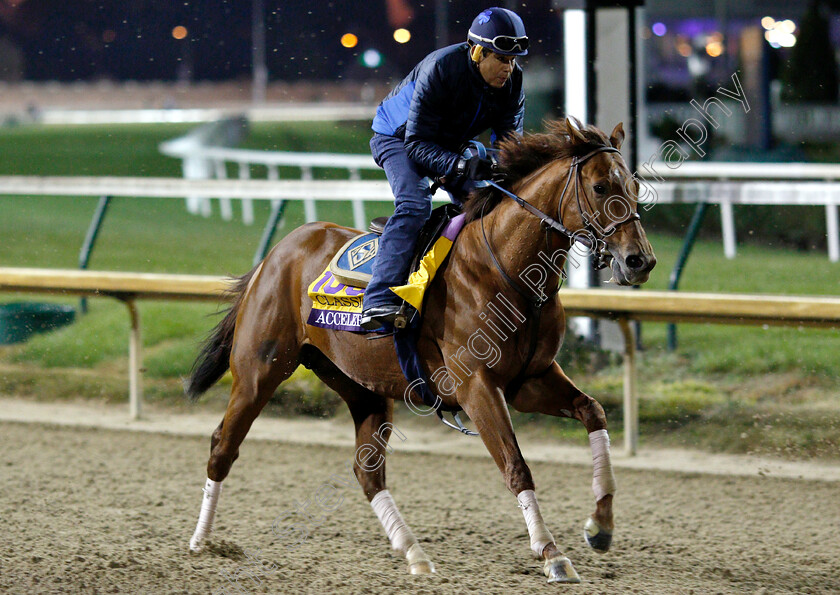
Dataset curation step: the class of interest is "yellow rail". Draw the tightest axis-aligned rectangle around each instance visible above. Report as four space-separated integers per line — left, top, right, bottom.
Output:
3 267 839 454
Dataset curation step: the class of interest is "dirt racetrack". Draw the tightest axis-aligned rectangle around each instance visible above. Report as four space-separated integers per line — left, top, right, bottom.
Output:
1 419 838 595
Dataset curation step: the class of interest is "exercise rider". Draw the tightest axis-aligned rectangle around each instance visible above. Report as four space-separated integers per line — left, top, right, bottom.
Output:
360 6 529 330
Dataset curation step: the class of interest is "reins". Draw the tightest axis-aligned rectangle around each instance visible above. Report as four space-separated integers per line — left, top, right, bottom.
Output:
425 142 642 433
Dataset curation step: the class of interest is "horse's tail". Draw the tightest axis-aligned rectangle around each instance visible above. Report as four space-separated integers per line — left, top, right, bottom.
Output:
185 267 257 401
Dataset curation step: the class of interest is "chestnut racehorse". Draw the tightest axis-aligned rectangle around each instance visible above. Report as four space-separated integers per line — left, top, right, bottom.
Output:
186 117 656 584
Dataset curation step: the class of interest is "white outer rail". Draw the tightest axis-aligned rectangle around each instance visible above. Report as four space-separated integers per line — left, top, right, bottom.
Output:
158 143 382 230
157 143 840 262
646 161 840 261
2 174 838 261
644 181 840 262
0 177 453 238
37 104 378 126
0 175 396 200
0 175 840 262
652 161 840 180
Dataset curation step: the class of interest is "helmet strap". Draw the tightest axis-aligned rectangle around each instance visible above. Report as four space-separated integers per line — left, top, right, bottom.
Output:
471 44 484 63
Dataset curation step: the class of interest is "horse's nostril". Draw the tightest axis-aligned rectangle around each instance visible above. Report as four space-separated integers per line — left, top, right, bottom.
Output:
626 255 644 270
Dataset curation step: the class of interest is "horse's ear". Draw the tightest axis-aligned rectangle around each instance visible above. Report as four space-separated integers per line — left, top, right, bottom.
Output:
565 116 587 144
609 122 625 150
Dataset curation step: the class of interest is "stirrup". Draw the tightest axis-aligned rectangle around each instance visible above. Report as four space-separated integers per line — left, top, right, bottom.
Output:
436 409 478 436
393 302 418 330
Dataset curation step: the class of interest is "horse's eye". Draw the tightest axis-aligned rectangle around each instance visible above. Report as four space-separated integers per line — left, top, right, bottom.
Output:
593 184 606 194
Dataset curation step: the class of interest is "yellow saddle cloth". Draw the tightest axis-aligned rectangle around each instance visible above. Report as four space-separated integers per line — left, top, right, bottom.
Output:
306 213 466 331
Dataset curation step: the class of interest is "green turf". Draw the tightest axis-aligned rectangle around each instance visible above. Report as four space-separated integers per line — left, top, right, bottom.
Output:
1 121 838 378
636 234 840 377
0 123 193 176
0 121 838 457
0 121 389 273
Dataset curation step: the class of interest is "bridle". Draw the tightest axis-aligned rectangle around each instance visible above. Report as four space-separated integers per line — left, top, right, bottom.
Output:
562 146 641 239
479 144 641 402
481 144 639 308
424 143 642 433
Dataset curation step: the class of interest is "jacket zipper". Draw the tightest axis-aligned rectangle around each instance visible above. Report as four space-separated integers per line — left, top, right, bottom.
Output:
466 95 483 135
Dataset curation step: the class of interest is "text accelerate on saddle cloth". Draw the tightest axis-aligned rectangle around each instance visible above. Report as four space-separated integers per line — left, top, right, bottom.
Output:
307 215 466 332
307 271 365 331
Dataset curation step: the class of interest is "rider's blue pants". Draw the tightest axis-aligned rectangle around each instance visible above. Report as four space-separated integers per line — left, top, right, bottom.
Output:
363 133 434 309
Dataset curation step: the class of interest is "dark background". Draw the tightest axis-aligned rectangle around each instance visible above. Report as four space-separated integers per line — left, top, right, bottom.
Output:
0 1 565 81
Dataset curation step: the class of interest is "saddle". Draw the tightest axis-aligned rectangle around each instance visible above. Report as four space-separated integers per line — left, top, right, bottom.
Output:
308 169 482 433
329 203 463 289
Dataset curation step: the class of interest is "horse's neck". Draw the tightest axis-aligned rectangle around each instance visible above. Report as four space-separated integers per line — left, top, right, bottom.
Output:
481 183 574 292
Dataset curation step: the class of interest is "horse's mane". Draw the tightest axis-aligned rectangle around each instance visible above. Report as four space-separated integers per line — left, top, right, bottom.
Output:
462 118 612 223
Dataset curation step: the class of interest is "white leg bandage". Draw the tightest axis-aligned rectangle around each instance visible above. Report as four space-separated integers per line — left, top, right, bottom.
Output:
589 429 617 501
517 490 555 558
370 490 418 556
189 478 222 552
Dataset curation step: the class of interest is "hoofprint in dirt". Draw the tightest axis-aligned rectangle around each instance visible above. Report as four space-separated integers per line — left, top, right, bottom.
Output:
1 422 838 595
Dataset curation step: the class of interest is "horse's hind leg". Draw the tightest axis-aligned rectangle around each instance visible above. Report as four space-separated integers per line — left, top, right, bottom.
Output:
189 330 300 552
306 350 434 574
509 362 617 554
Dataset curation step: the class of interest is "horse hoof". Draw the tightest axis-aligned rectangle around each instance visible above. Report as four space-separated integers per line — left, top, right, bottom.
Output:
188 538 205 554
544 556 581 584
583 517 612 553
408 559 435 575
406 543 435 575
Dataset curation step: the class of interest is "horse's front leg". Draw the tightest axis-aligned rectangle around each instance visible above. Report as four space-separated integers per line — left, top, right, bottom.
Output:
509 361 617 554
459 370 581 584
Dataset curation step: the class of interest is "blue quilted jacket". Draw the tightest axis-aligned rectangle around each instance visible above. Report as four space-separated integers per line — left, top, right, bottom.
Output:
371 43 524 177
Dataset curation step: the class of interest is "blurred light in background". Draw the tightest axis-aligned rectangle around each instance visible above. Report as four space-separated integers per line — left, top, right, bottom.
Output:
385 0 413 28
762 17 797 48
102 29 116 44
652 22 667 37
393 28 411 44
705 41 723 57
340 33 358 48
172 26 188 40
705 31 723 57
361 48 383 68
676 36 692 57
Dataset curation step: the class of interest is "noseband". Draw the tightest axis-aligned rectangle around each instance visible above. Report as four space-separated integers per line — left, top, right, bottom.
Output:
485 144 640 275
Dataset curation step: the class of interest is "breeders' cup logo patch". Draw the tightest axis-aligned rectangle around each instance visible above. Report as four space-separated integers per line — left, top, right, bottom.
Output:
348 238 378 269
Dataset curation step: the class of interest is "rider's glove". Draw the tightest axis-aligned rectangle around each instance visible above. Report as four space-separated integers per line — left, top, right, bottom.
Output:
455 155 494 181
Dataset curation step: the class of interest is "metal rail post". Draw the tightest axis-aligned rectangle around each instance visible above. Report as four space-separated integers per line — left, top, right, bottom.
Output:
301 167 317 222
667 202 709 350
349 168 366 231
253 199 287 266
827 203 839 263
618 317 638 456
125 298 142 420
238 162 255 225
78 195 112 314
720 198 737 259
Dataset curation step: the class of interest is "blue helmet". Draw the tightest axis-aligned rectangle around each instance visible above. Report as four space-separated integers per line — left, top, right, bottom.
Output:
468 7 529 56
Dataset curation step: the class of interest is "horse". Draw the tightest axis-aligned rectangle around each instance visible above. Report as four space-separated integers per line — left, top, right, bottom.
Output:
185 117 656 584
